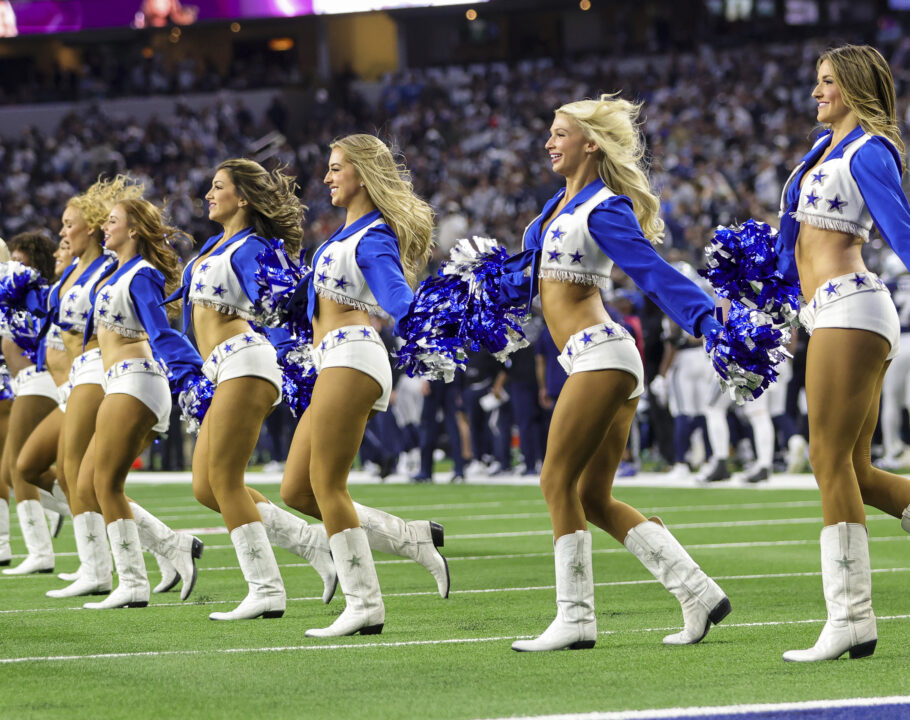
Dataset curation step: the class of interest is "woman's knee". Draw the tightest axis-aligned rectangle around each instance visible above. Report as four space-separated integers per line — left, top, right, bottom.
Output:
192 480 219 511
280 482 320 516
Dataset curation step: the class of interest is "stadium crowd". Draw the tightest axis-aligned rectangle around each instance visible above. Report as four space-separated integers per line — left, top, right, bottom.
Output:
3 37 910 479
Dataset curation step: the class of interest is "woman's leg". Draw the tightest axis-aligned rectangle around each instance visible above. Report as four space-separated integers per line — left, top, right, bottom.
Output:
0 400 12 565
784 327 885 662
64 385 104 515
18 408 62 494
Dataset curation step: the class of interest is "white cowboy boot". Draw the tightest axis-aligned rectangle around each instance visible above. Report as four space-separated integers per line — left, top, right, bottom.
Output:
783 523 877 662
150 551 179 594
210 522 286 621
256 502 337 603
129 502 203 601
47 512 112 598
3 499 55 575
512 530 596 652
901 505 910 534
0 498 10 566
84 519 150 609
624 519 731 645
354 502 450 598
306 527 384 637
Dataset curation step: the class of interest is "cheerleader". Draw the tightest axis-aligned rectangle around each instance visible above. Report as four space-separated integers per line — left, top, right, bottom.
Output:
45 178 200 600
775 45 910 662
280 134 448 637
0 238 10 567
493 96 730 652
1 232 63 575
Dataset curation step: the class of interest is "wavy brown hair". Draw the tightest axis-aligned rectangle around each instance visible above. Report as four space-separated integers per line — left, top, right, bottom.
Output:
330 134 434 287
67 175 146 247
216 159 306 257
819 44 905 169
116 198 187 316
8 231 57 281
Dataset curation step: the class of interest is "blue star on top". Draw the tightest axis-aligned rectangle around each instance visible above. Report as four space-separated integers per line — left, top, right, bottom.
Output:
550 227 565 241
334 276 349 290
852 273 867 288
810 170 827 185
80 311 89 319
112 313 124 323
68 291 78 301
335 330 348 341
569 250 584 264
827 195 847 212
194 282 205 292
804 191 820 208
580 332 593 345
321 254 334 267
603 325 615 336
101 292 111 302
824 281 840 297
98 308 107 317
212 285 226 297
317 272 328 283
65 309 73 317
547 249 563 262
360 328 372 337
199 262 210 272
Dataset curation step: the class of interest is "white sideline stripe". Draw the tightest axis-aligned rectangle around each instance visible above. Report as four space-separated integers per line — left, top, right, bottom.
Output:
448 514 896 539
3 617 910 666
476 695 910 720
5 568 909 613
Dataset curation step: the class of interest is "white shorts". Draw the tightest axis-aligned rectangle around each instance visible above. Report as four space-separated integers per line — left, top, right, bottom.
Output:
101 358 171 434
557 321 644 400
799 271 900 361
70 348 104 387
667 346 713 417
313 325 392 412
57 381 73 413
202 332 282 406
11 365 59 401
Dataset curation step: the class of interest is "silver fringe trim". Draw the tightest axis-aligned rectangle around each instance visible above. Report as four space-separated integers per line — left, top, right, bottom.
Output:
791 212 870 241
539 269 611 289
96 320 148 340
315 287 376 314
192 299 260 323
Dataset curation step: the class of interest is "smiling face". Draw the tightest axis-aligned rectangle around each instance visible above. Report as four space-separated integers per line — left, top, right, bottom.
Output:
54 238 73 278
102 204 133 255
60 204 95 258
813 59 853 127
545 113 597 179
323 147 364 209
205 168 248 227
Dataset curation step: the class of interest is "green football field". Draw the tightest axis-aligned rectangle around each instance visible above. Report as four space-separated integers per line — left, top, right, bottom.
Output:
2 479 909 720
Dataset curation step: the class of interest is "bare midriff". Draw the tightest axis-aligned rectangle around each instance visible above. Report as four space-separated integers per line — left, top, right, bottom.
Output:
45 347 72 385
795 225 866 301
192 304 251 360
97 327 154 372
540 278 610 351
312 295 371 347
62 330 98 362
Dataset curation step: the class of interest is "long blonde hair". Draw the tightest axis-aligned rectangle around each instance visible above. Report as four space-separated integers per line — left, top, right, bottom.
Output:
556 94 664 244
68 175 146 245
216 159 306 257
819 44 905 169
331 134 434 287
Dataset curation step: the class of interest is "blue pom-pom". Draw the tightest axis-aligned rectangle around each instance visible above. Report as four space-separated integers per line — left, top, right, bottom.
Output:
396 237 529 380
252 239 306 327
0 364 12 401
705 302 792 404
1 309 41 362
277 338 317 417
0 262 48 309
700 220 800 327
177 373 215 434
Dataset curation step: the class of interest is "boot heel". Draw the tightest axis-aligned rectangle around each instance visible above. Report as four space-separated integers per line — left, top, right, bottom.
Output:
0 560 9 567
38 568 54 574
568 640 595 650
359 623 384 635
125 601 149 608
191 538 204 559
430 522 444 548
709 596 731 625
848 639 877 659
261 610 285 619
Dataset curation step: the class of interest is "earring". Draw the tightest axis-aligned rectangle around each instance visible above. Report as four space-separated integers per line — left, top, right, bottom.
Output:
360 182 365 187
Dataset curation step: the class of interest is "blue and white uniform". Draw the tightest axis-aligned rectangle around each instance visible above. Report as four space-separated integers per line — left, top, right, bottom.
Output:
297 209 415 412
49 252 116 388
777 126 910 361
168 227 286 403
87 255 203 433
503 178 719 399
